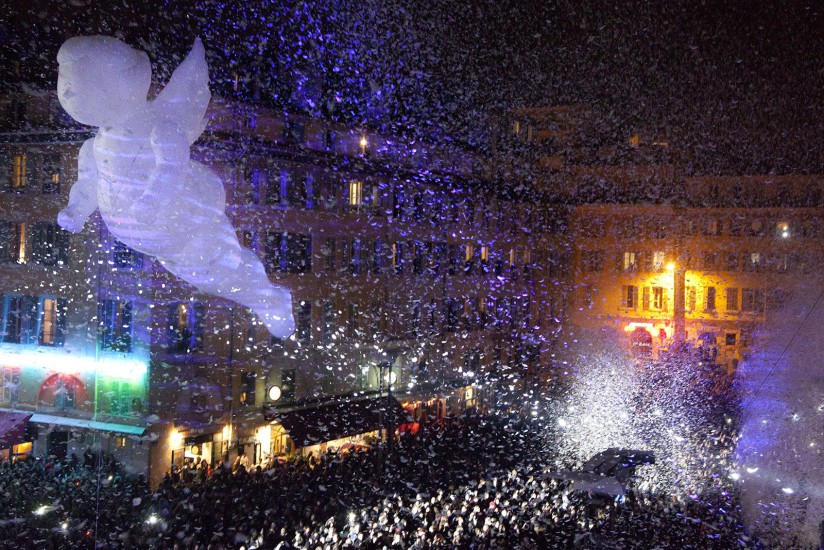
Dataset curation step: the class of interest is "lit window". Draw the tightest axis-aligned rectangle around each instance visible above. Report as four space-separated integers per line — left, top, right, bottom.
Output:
623 251 637 271
115 436 127 448
12 154 27 190
17 222 26 263
652 287 664 310
652 251 665 271
349 181 362 207
39 297 67 346
168 302 204 354
749 252 761 270
42 154 61 194
776 221 790 238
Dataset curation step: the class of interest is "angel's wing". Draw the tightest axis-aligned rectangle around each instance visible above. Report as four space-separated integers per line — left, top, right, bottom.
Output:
152 37 211 144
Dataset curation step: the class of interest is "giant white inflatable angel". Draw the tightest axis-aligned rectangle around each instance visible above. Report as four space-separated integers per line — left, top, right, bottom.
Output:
56 36 295 338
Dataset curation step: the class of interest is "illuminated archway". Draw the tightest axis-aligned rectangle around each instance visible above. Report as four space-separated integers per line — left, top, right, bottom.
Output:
38 373 89 409
630 327 653 359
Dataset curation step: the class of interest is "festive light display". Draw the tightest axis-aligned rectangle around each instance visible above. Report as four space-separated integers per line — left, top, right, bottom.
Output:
55 35 294 338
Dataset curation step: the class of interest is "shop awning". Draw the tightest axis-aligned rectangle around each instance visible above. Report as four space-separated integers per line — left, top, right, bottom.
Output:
0 411 32 448
29 413 146 436
272 396 410 448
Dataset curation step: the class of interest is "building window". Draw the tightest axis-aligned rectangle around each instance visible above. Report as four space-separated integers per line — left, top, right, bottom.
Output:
444 298 459 332
702 218 721 236
652 286 665 310
726 333 737 346
704 252 719 270
652 251 665 271
2 295 38 344
685 286 696 312
238 166 261 205
239 371 256 406
325 129 336 150
776 221 790 239
347 303 360 338
349 238 361 275
726 252 739 272
280 369 295 400
348 180 362 207
39 297 67 346
285 173 308 208
621 285 637 309
622 251 637 272
1 367 20 404
705 287 716 311
322 300 335 343
744 252 762 272
112 240 143 269
725 288 739 311
283 120 305 143
742 288 764 312
296 301 311 345
0 221 24 264
322 238 336 271
41 154 61 194
100 300 132 352
108 380 132 416
11 154 31 191
30 223 69 266
264 232 312 274
391 242 403 275
167 302 204 354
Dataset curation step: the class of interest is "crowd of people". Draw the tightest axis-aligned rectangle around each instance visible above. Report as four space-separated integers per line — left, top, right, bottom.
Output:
0 409 787 549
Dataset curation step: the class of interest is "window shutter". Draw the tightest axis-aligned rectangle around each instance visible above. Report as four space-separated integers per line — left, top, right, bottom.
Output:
55 298 68 346
0 155 10 190
22 296 38 345
642 287 650 310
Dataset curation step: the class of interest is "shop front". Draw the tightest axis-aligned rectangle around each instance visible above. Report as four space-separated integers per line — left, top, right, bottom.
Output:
0 410 33 462
264 394 410 457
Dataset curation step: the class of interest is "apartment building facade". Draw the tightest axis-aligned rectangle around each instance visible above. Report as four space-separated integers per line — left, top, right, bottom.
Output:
0 92 566 486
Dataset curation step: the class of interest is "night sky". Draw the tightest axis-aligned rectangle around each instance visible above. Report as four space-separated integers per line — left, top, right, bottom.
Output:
2 0 824 175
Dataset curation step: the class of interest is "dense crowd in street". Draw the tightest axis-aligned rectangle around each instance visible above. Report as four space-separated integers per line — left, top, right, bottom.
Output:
0 407 788 549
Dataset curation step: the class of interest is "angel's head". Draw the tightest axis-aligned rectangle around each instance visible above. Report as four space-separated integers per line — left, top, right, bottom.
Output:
57 36 151 126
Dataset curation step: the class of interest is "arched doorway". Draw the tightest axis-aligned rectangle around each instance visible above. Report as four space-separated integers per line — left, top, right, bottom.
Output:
38 374 89 410
630 327 653 359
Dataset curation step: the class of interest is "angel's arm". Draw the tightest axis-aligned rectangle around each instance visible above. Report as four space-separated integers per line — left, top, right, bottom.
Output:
57 138 98 233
